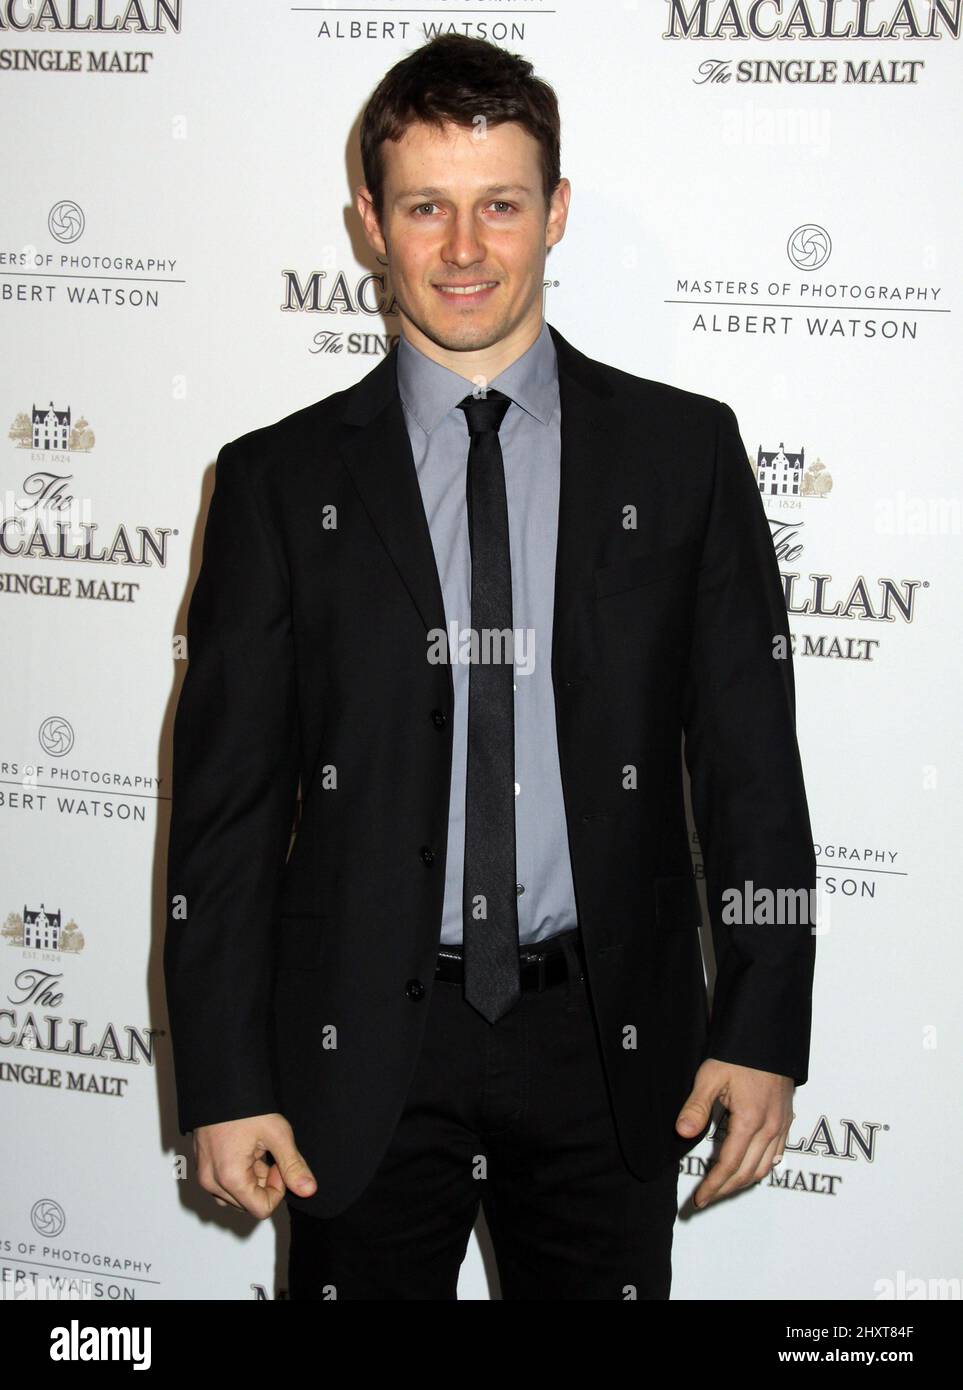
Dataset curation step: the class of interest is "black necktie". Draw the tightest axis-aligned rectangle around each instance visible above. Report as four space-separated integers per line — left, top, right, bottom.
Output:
456 386 521 1023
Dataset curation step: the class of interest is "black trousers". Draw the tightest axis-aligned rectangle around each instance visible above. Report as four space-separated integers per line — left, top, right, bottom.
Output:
286 930 679 1300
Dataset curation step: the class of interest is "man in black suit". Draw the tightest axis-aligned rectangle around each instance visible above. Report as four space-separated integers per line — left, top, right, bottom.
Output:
164 34 817 1300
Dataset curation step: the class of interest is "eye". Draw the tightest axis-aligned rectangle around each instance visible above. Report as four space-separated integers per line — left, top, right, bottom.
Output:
409 201 517 217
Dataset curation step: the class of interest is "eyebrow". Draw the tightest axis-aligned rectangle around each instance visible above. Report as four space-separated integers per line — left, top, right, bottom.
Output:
393 184 534 203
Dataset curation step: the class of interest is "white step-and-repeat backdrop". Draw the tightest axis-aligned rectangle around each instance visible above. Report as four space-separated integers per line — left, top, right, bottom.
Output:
2 1 960 1301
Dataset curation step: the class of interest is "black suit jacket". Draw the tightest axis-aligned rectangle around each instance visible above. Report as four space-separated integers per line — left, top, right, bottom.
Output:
164 322 817 1218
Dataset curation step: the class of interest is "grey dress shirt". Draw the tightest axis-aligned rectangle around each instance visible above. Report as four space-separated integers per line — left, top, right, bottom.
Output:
396 318 579 947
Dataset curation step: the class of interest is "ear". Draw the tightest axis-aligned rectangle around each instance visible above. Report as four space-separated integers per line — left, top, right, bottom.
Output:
356 185 387 257
546 177 572 250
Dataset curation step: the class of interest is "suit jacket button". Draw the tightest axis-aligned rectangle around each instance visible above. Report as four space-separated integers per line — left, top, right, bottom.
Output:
430 708 447 728
419 845 434 865
405 979 425 1001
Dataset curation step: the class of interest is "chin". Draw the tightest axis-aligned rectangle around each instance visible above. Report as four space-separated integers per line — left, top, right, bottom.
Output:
421 312 509 353
437 326 499 351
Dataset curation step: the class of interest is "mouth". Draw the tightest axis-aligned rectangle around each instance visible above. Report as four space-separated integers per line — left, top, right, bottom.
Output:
433 280 499 303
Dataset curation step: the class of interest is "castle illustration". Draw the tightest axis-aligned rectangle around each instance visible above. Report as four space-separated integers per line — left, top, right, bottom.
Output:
756 441 804 498
23 903 62 950
31 401 71 450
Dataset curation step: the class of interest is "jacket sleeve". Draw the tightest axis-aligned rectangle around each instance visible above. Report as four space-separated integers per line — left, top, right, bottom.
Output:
163 439 300 1133
681 400 817 1085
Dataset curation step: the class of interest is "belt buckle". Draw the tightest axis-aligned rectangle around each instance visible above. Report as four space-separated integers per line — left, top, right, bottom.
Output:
519 946 545 992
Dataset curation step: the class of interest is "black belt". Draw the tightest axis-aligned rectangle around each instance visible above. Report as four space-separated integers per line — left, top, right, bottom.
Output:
435 928 585 993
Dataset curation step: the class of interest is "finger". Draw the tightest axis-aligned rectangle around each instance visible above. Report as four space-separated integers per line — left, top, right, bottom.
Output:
710 1126 777 1202
252 1159 311 1216
210 1164 278 1218
269 1144 318 1198
206 1179 246 1212
245 1174 289 1217
713 1100 792 1200
197 1160 248 1211
756 1108 793 1180
753 1129 785 1185
766 1111 793 1174
266 1162 288 1197
675 1086 716 1139
693 1118 755 1208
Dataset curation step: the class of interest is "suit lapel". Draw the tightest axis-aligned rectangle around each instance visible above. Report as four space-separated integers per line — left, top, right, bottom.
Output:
337 350 451 657
334 321 620 681
547 323 618 680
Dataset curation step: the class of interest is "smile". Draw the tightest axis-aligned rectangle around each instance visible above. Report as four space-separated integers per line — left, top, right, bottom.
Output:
434 282 498 299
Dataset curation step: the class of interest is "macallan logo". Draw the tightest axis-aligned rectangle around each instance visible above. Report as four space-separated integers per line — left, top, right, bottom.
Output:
704 1111 885 1161
9 402 95 452
2 969 156 1067
0 505 171 566
310 328 401 358
281 268 399 317
5 904 86 955
755 440 834 498
768 520 925 663
785 1113 885 1163
663 0 961 41
2 409 172 569
0 1 182 33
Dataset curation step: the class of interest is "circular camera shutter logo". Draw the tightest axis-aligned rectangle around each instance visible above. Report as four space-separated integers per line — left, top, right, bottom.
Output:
787 223 831 272
31 1198 66 1237
39 715 75 757
49 200 85 244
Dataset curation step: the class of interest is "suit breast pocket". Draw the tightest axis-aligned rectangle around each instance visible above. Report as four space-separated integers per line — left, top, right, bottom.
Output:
593 537 700 600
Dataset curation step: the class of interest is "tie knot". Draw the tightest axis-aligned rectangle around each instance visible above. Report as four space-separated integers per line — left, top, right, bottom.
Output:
457 387 512 436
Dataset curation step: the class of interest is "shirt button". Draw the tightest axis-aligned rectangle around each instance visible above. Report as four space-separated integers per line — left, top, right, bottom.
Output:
516 883 525 895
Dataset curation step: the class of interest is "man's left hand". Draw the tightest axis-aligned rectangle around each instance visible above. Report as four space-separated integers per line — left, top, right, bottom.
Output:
675 1057 794 1209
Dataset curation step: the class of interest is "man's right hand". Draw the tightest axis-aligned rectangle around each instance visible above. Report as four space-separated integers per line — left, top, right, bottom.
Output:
193 1113 318 1218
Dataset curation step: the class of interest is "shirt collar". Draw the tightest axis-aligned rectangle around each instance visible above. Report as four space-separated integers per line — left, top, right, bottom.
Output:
396 317 558 435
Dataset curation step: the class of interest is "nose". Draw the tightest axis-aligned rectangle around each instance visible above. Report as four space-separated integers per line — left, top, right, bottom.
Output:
441 207 486 269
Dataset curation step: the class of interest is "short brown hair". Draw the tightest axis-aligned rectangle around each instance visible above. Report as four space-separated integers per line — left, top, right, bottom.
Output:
360 34 561 225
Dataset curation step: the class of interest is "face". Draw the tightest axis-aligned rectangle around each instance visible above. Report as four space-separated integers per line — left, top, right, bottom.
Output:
357 118 569 359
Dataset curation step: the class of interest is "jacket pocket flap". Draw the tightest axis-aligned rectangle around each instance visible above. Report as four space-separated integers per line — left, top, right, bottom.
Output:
594 538 699 599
